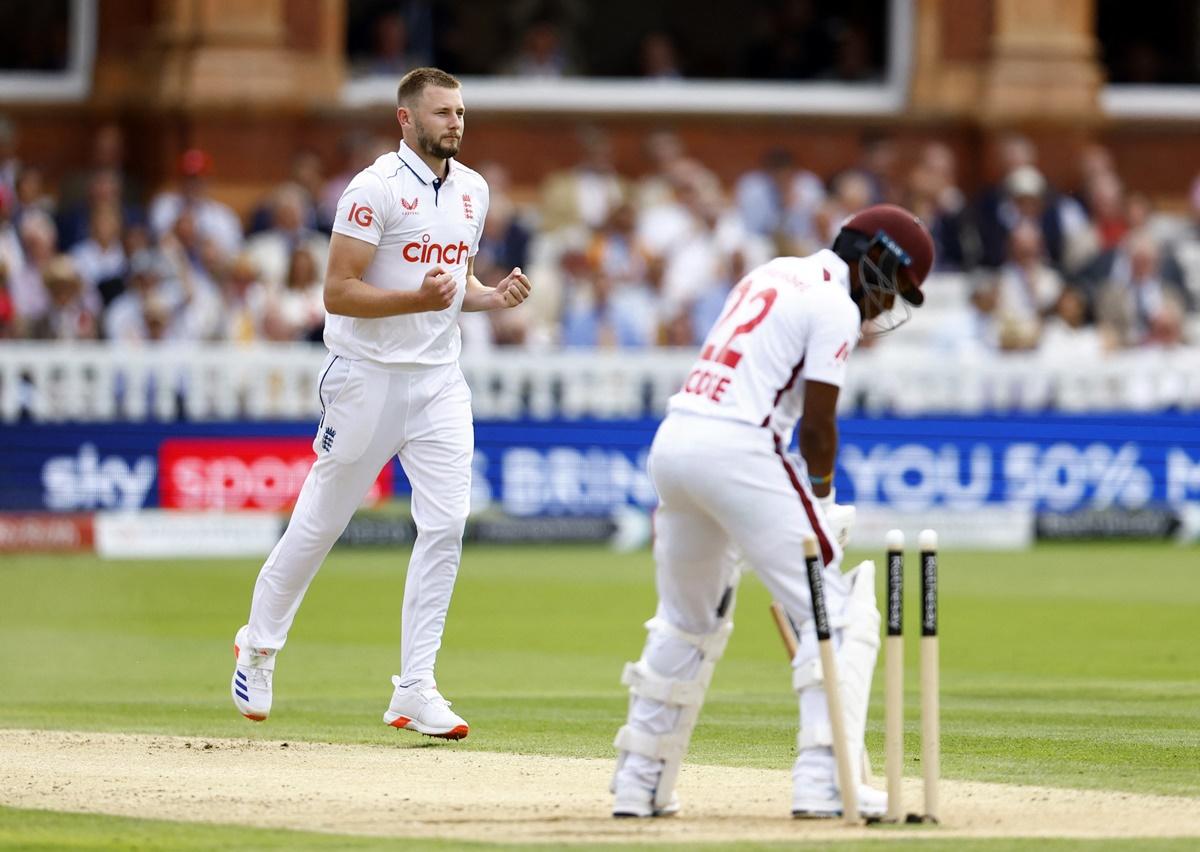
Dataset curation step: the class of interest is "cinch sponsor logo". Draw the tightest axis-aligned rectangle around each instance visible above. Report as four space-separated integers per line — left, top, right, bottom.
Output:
159 438 392 511
402 234 470 264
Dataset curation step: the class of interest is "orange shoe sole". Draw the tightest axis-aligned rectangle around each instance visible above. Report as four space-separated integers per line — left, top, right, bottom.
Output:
388 718 469 740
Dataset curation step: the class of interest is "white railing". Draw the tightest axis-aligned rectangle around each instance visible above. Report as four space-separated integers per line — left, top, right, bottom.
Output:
3 341 1200 422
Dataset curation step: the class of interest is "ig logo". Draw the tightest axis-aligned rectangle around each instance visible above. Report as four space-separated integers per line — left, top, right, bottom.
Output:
348 202 374 228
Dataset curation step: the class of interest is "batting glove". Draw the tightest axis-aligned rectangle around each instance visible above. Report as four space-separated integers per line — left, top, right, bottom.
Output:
817 489 856 549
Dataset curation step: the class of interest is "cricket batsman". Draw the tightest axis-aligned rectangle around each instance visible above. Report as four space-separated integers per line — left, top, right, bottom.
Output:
610 204 935 818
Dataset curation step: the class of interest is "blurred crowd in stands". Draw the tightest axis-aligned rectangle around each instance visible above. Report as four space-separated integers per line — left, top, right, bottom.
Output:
346 0 885 82
0 112 1198 357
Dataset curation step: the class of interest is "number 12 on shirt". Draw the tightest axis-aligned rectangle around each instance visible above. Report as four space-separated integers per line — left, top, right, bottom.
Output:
699 279 778 368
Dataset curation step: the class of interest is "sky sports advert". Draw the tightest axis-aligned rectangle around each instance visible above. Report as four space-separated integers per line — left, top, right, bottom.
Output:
3 414 1200 515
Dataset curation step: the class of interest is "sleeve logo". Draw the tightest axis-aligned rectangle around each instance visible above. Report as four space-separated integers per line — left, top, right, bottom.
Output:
348 202 374 228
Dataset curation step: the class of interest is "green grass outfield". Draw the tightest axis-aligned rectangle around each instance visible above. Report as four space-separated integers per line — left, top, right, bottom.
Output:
1 541 1198 849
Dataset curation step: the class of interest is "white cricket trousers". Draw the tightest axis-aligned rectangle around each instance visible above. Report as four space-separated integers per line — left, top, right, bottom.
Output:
648 412 847 636
620 412 849 785
245 354 473 686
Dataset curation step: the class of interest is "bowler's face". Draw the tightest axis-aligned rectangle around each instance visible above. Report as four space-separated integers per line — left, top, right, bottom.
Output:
409 86 465 161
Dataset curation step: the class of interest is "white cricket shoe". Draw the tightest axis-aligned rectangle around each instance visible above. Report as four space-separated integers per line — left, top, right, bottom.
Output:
791 749 887 819
231 625 275 722
611 785 680 818
791 781 888 819
383 676 469 740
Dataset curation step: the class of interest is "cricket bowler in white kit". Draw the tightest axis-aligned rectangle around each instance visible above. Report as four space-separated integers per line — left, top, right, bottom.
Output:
611 204 934 818
230 68 531 740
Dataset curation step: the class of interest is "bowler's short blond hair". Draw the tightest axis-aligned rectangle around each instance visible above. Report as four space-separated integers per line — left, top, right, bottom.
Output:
397 67 461 108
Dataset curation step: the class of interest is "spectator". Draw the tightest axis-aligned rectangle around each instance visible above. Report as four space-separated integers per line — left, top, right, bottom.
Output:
245 183 328 289
1068 142 1116 214
30 255 96 341
635 129 686 209
0 115 19 197
9 210 58 333
977 164 1077 270
263 247 325 342
285 148 329 232
993 220 1063 351
0 258 15 337
738 0 830 79
359 9 432 77
104 251 175 343
221 253 270 344
161 231 223 341
640 32 683 80
68 201 126 307
169 206 217 274
0 184 22 300
505 17 577 77
930 273 1001 354
58 168 137 250
734 147 825 255
560 246 656 348
320 132 376 229
980 137 1095 271
855 133 900 205
13 166 54 225
587 198 657 311
248 151 326 235
638 157 709 258
123 220 153 259
1084 171 1130 254
540 126 629 232
57 121 144 216
660 170 767 344
813 169 874 247
1161 175 1200 308
903 141 973 270
150 149 243 257
1040 286 1105 358
824 22 878 82
475 163 532 273
1095 232 1191 348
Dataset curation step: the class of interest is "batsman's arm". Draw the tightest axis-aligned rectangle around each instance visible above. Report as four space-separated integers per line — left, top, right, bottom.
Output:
799 379 839 498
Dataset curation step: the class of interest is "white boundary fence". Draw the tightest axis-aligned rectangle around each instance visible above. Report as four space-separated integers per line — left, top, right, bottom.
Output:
3 341 1200 423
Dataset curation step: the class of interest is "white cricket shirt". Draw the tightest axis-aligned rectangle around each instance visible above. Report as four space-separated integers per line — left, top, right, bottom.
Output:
667 249 862 440
326 141 489 364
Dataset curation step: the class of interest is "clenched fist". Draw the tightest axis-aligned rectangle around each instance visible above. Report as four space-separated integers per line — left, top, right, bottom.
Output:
419 266 457 311
493 266 531 308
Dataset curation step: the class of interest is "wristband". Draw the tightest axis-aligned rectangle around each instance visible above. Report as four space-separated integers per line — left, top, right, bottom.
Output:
808 471 833 486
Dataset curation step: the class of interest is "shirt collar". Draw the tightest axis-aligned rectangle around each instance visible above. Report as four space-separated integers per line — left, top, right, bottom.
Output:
397 140 453 185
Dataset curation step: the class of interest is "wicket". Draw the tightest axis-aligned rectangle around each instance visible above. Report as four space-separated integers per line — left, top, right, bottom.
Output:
769 529 941 826
919 528 940 823
885 527 941 824
884 529 905 822
802 533 859 825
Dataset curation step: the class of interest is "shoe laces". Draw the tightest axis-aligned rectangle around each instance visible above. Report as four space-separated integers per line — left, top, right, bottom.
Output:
240 664 273 690
418 686 450 707
391 676 451 708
